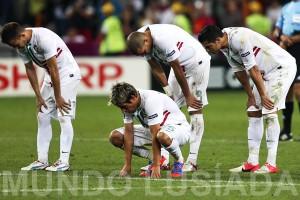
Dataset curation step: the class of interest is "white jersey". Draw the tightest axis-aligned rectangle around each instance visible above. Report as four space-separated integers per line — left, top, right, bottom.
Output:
137 24 211 77
17 28 81 86
123 89 189 128
221 27 295 75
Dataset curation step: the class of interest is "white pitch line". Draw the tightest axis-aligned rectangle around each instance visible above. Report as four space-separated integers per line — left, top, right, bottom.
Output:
2 184 245 193
1 173 299 187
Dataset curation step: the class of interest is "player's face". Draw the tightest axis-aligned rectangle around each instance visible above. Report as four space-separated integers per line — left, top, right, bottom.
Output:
118 95 139 113
136 37 152 57
201 40 221 54
8 34 27 49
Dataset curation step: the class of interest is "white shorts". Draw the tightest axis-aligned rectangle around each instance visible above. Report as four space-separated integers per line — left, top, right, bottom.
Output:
159 122 190 146
115 125 152 147
168 60 210 112
40 79 80 119
116 123 190 147
248 64 296 114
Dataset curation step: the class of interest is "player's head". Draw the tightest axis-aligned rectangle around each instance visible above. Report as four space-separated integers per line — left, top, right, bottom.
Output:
127 31 152 56
109 82 139 113
1 22 27 49
197 25 224 54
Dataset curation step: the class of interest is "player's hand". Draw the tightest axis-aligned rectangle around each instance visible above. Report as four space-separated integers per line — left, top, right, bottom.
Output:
186 95 202 110
261 95 275 110
246 96 259 109
36 96 48 113
151 166 160 179
119 165 131 177
55 96 71 116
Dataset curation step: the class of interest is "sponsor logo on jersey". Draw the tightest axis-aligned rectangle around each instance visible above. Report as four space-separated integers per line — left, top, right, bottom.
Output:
148 113 158 119
241 51 250 57
166 50 175 57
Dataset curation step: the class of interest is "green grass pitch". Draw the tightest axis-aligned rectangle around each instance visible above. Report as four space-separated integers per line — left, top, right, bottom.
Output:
0 90 300 199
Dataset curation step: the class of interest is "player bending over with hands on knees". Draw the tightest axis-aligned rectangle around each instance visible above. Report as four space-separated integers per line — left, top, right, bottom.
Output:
198 25 296 173
126 24 211 172
1 22 81 172
108 82 191 178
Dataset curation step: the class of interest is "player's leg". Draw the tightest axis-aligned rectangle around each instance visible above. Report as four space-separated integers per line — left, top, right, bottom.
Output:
21 83 54 171
109 125 153 160
255 64 295 173
46 79 80 172
185 64 209 171
229 87 263 173
157 123 190 177
280 85 294 141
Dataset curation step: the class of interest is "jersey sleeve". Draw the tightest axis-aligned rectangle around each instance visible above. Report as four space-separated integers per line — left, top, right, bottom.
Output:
155 34 180 62
233 30 257 70
145 97 163 126
39 34 58 60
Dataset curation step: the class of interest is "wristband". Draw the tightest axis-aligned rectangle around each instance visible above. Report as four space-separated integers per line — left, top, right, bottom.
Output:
163 85 173 96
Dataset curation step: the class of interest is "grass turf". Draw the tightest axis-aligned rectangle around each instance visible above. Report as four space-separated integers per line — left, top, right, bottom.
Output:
0 90 300 199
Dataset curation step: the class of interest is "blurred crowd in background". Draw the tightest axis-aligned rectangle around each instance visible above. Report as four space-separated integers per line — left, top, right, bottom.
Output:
0 0 290 57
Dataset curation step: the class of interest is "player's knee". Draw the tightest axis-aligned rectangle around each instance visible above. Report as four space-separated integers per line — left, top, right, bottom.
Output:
58 115 71 124
109 130 124 148
37 112 51 126
157 132 172 147
264 113 278 120
247 111 262 118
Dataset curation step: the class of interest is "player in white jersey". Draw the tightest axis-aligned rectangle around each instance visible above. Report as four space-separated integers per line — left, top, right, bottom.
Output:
109 82 190 178
1 22 81 172
198 25 296 173
126 24 211 172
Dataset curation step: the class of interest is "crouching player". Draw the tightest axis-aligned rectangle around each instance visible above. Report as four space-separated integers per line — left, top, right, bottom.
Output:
108 82 191 178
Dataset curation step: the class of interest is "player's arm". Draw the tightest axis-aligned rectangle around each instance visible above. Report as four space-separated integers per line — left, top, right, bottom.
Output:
147 58 172 95
46 56 70 115
25 61 48 113
149 123 161 178
234 70 257 109
248 65 274 110
168 59 201 109
120 122 134 177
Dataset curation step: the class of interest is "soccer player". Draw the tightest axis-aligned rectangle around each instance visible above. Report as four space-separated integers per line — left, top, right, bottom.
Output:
1 22 81 171
126 24 211 172
273 0 300 141
108 82 190 178
198 25 296 173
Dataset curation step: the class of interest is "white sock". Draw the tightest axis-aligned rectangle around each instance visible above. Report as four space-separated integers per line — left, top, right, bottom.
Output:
37 112 52 163
161 147 170 162
131 146 153 160
247 117 263 165
59 116 74 164
187 114 204 164
265 114 280 166
164 139 183 163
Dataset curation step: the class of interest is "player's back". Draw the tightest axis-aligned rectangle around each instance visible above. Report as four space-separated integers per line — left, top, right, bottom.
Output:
139 89 189 127
225 27 295 74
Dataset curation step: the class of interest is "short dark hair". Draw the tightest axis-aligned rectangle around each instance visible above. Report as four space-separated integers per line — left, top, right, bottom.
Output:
1 22 24 44
108 82 138 107
197 25 224 43
126 32 145 55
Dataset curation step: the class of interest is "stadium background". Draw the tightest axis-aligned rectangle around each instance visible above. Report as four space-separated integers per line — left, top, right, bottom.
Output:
0 0 291 96
1 1 300 199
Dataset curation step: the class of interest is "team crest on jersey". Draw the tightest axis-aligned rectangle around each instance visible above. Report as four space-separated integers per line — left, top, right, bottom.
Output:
241 51 250 57
166 50 175 57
